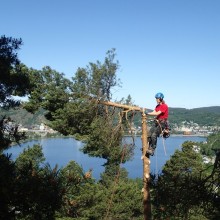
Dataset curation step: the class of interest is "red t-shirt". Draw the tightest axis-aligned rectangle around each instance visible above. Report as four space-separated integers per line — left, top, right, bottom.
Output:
155 103 169 120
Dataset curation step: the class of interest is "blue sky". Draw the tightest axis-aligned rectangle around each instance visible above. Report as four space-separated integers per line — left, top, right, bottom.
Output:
1 0 220 109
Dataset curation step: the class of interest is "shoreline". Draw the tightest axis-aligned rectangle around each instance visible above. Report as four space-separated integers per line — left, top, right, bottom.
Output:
12 133 207 146
169 134 208 137
125 134 208 138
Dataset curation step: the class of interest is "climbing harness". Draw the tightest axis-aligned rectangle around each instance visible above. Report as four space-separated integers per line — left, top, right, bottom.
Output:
157 119 170 156
156 119 171 139
162 127 170 139
147 119 171 156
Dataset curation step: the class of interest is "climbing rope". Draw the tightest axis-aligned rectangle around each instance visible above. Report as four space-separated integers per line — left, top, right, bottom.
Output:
157 120 168 156
161 135 167 156
155 146 158 179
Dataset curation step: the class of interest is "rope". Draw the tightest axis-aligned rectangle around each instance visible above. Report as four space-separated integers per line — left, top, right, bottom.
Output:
161 135 167 156
157 120 167 156
155 146 158 179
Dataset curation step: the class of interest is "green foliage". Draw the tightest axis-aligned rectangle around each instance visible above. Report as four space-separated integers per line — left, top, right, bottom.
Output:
0 36 31 151
0 45 145 219
14 162 63 220
48 100 97 137
22 49 134 186
0 116 26 151
3 144 98 220
15 144 45 170
72 48 120 100
14 145 62 219
22 49 121 140
23 66 72 115
0 154 16 219
151 140 220 219
0 144 63 219
58 160 143 219
151 141 206 218
200 132 220 156
59 161 103 218
103 179 143 220
0 36 30 108
99 163 129 187
82 116 123 158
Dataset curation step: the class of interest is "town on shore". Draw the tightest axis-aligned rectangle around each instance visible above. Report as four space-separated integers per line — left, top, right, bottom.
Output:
18 121 219 138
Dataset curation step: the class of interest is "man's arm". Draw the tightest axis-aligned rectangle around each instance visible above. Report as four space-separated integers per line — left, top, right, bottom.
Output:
147 110 161 116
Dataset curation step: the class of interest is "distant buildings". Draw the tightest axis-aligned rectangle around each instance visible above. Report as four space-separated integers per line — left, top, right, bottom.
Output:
18 120 220 137
18 123 57 136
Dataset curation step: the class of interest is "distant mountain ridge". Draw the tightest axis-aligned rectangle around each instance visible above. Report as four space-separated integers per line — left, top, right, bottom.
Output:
169 106 220 126
0 107 46 128
1 106 220 127
170 106 220 113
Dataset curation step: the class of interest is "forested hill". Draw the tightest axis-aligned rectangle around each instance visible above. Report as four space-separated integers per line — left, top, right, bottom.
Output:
168 106 220 126
0 107 46 128
1 106 220 127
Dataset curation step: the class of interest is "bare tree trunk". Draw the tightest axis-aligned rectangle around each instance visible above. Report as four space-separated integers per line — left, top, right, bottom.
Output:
142 113 151 220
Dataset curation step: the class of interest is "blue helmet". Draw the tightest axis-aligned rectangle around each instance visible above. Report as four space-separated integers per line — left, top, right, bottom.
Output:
155 92 164 99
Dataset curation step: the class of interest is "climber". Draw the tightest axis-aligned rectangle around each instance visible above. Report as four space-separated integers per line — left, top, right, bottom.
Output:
146 92 169 156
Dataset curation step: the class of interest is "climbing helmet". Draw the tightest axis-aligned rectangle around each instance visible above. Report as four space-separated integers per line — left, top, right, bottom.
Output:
155 92 164 99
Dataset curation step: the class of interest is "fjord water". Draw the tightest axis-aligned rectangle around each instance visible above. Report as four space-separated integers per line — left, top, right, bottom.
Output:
5 136 206 179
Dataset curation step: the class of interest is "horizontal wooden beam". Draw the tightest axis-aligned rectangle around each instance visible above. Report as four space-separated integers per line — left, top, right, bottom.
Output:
98 100 145 112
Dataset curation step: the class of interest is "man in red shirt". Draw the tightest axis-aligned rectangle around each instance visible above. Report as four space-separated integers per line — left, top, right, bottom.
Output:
146 92 169 156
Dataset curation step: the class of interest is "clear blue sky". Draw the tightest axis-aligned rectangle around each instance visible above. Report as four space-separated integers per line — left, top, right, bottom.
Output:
1 0 220 109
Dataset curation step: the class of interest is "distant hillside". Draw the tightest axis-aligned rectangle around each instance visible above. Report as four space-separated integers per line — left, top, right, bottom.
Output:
169 106 220 126
1 106 220 128
0 107 47 128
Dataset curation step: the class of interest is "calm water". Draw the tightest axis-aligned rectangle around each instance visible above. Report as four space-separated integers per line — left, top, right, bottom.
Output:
4 136 206 180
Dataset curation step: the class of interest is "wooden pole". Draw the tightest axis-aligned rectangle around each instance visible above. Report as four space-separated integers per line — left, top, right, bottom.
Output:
141 112 151 220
